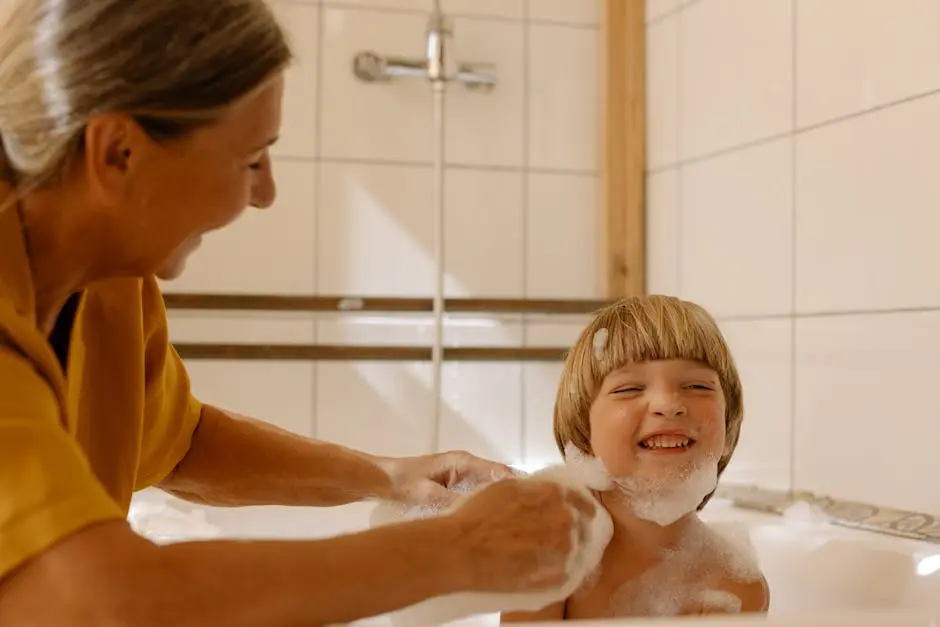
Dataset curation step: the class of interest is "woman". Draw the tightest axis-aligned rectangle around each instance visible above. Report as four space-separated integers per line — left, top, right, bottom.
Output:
0 1 597 625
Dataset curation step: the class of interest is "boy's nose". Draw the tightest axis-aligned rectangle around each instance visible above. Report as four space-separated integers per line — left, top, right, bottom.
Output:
650 394 686 417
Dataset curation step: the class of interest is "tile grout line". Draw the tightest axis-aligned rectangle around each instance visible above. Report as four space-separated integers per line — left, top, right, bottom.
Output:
788 0 799 496
648 83 940 175
674 2 684 297
519 0 530 465
310 1 327 440
272 154 598 177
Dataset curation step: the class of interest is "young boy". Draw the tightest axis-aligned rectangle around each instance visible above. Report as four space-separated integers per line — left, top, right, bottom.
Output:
503 295 769 621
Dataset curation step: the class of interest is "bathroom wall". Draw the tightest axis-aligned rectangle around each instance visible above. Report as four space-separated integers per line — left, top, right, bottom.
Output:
645 0 940 515
164 0 602 500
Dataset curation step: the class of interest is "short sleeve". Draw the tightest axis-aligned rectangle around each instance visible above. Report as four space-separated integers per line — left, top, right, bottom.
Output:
0 345 124 581
134 277 204 489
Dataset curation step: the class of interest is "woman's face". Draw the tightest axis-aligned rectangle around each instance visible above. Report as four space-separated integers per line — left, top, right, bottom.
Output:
95 73 285 280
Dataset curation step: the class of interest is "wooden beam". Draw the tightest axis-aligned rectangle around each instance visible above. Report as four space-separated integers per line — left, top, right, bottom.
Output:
163 293 612 315
601 0 646 298
173 343 570 362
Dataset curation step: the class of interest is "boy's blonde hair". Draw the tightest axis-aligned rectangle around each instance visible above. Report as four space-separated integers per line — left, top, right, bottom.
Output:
553 295 743 509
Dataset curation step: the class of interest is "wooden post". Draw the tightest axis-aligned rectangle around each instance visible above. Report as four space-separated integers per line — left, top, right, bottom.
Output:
601 0 646 299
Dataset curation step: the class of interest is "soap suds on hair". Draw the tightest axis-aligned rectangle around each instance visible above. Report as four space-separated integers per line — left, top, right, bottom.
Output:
592 328 609 360
612 456 720 526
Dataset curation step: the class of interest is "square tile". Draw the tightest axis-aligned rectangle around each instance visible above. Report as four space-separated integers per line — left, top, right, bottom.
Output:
318 162 434 296
445 17 525 167
444 0 524 19
680 138 793 318
165 160 317 295
320 8 433 161
526 173 600 299
646 16 679 169
718 318 792 491
444 169 524 297
795 95 940 313
645 169 680 296
323 0 428 12
269 0 319 159
679 0 793 159
528 0 600 25
184 360 316 437
440 362 524 464
794 311 940 514
528 24 600 171
316 320 434 456
646 0 678 23
522 322 586 469
167 311 316 344
797 0 940 128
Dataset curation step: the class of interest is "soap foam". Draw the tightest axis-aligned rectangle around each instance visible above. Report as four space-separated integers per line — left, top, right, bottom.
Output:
369 458 614 626
607 521 759 616
592 328 609 360
612 455 719 526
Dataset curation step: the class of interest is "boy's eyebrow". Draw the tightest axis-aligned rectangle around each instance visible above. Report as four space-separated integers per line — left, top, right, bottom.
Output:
250 136 279 152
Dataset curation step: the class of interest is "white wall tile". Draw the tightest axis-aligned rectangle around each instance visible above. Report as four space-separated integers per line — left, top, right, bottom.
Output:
797 0 940 128
719 319 792 491
679 0 792 159
794 311 940 514
680 139 793 318
526 173 600 299
444 0 524 20
440 362 523 464
316 320 434 456
318 162 434 296
522 322 585 469
320 8 433 161
646 169 680 296
167 160 317 295
444 169 524 297
326 0 525 16
269 0 319 159
647 16 679 169
528 24 599 171
528 0 600 25
795 95 940 314
646 0 678 23
168 311 316 344
184 360 316 437
445 18 525 168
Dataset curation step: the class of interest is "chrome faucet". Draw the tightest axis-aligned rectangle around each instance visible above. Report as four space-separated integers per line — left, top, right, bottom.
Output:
351 3 496 92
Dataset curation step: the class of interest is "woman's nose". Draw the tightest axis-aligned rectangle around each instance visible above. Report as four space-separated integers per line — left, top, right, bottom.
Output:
250 159 277 209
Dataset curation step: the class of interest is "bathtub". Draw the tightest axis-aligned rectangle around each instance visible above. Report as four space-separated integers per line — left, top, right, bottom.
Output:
129 488 940 625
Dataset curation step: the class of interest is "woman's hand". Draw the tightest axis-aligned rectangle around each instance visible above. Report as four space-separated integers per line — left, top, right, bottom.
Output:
448 478 598 592
378 450 517 507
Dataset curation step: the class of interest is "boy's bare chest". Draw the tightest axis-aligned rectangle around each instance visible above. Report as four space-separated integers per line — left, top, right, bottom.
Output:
565 549 740 618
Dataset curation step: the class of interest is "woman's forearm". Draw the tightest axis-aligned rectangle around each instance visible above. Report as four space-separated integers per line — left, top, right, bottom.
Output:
160 404 395 507
0 517 471 627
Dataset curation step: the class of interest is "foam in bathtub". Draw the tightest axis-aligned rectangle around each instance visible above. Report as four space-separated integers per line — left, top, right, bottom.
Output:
369 451 614 627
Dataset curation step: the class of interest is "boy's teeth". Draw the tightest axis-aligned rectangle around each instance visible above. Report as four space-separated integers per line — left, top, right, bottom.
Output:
641 435 691 449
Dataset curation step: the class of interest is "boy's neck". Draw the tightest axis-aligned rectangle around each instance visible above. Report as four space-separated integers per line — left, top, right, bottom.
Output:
601 493 701 558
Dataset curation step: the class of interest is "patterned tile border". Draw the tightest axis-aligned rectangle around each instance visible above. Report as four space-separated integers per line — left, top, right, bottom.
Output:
716 484 940 544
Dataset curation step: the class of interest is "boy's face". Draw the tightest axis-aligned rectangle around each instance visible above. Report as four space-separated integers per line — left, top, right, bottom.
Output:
588 359 727 484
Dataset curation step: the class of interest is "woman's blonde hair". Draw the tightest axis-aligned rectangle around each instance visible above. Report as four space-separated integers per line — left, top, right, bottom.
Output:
0 0 292 190
554 295 743 509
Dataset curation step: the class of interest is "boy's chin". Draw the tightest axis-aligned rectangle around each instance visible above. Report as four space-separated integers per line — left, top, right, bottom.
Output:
154 255 189 281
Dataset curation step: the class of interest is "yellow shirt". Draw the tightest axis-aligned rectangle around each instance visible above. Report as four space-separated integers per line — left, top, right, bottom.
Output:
0 193 203 580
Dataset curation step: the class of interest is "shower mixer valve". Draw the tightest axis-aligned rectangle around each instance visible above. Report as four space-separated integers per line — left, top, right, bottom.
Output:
351 7 497 91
